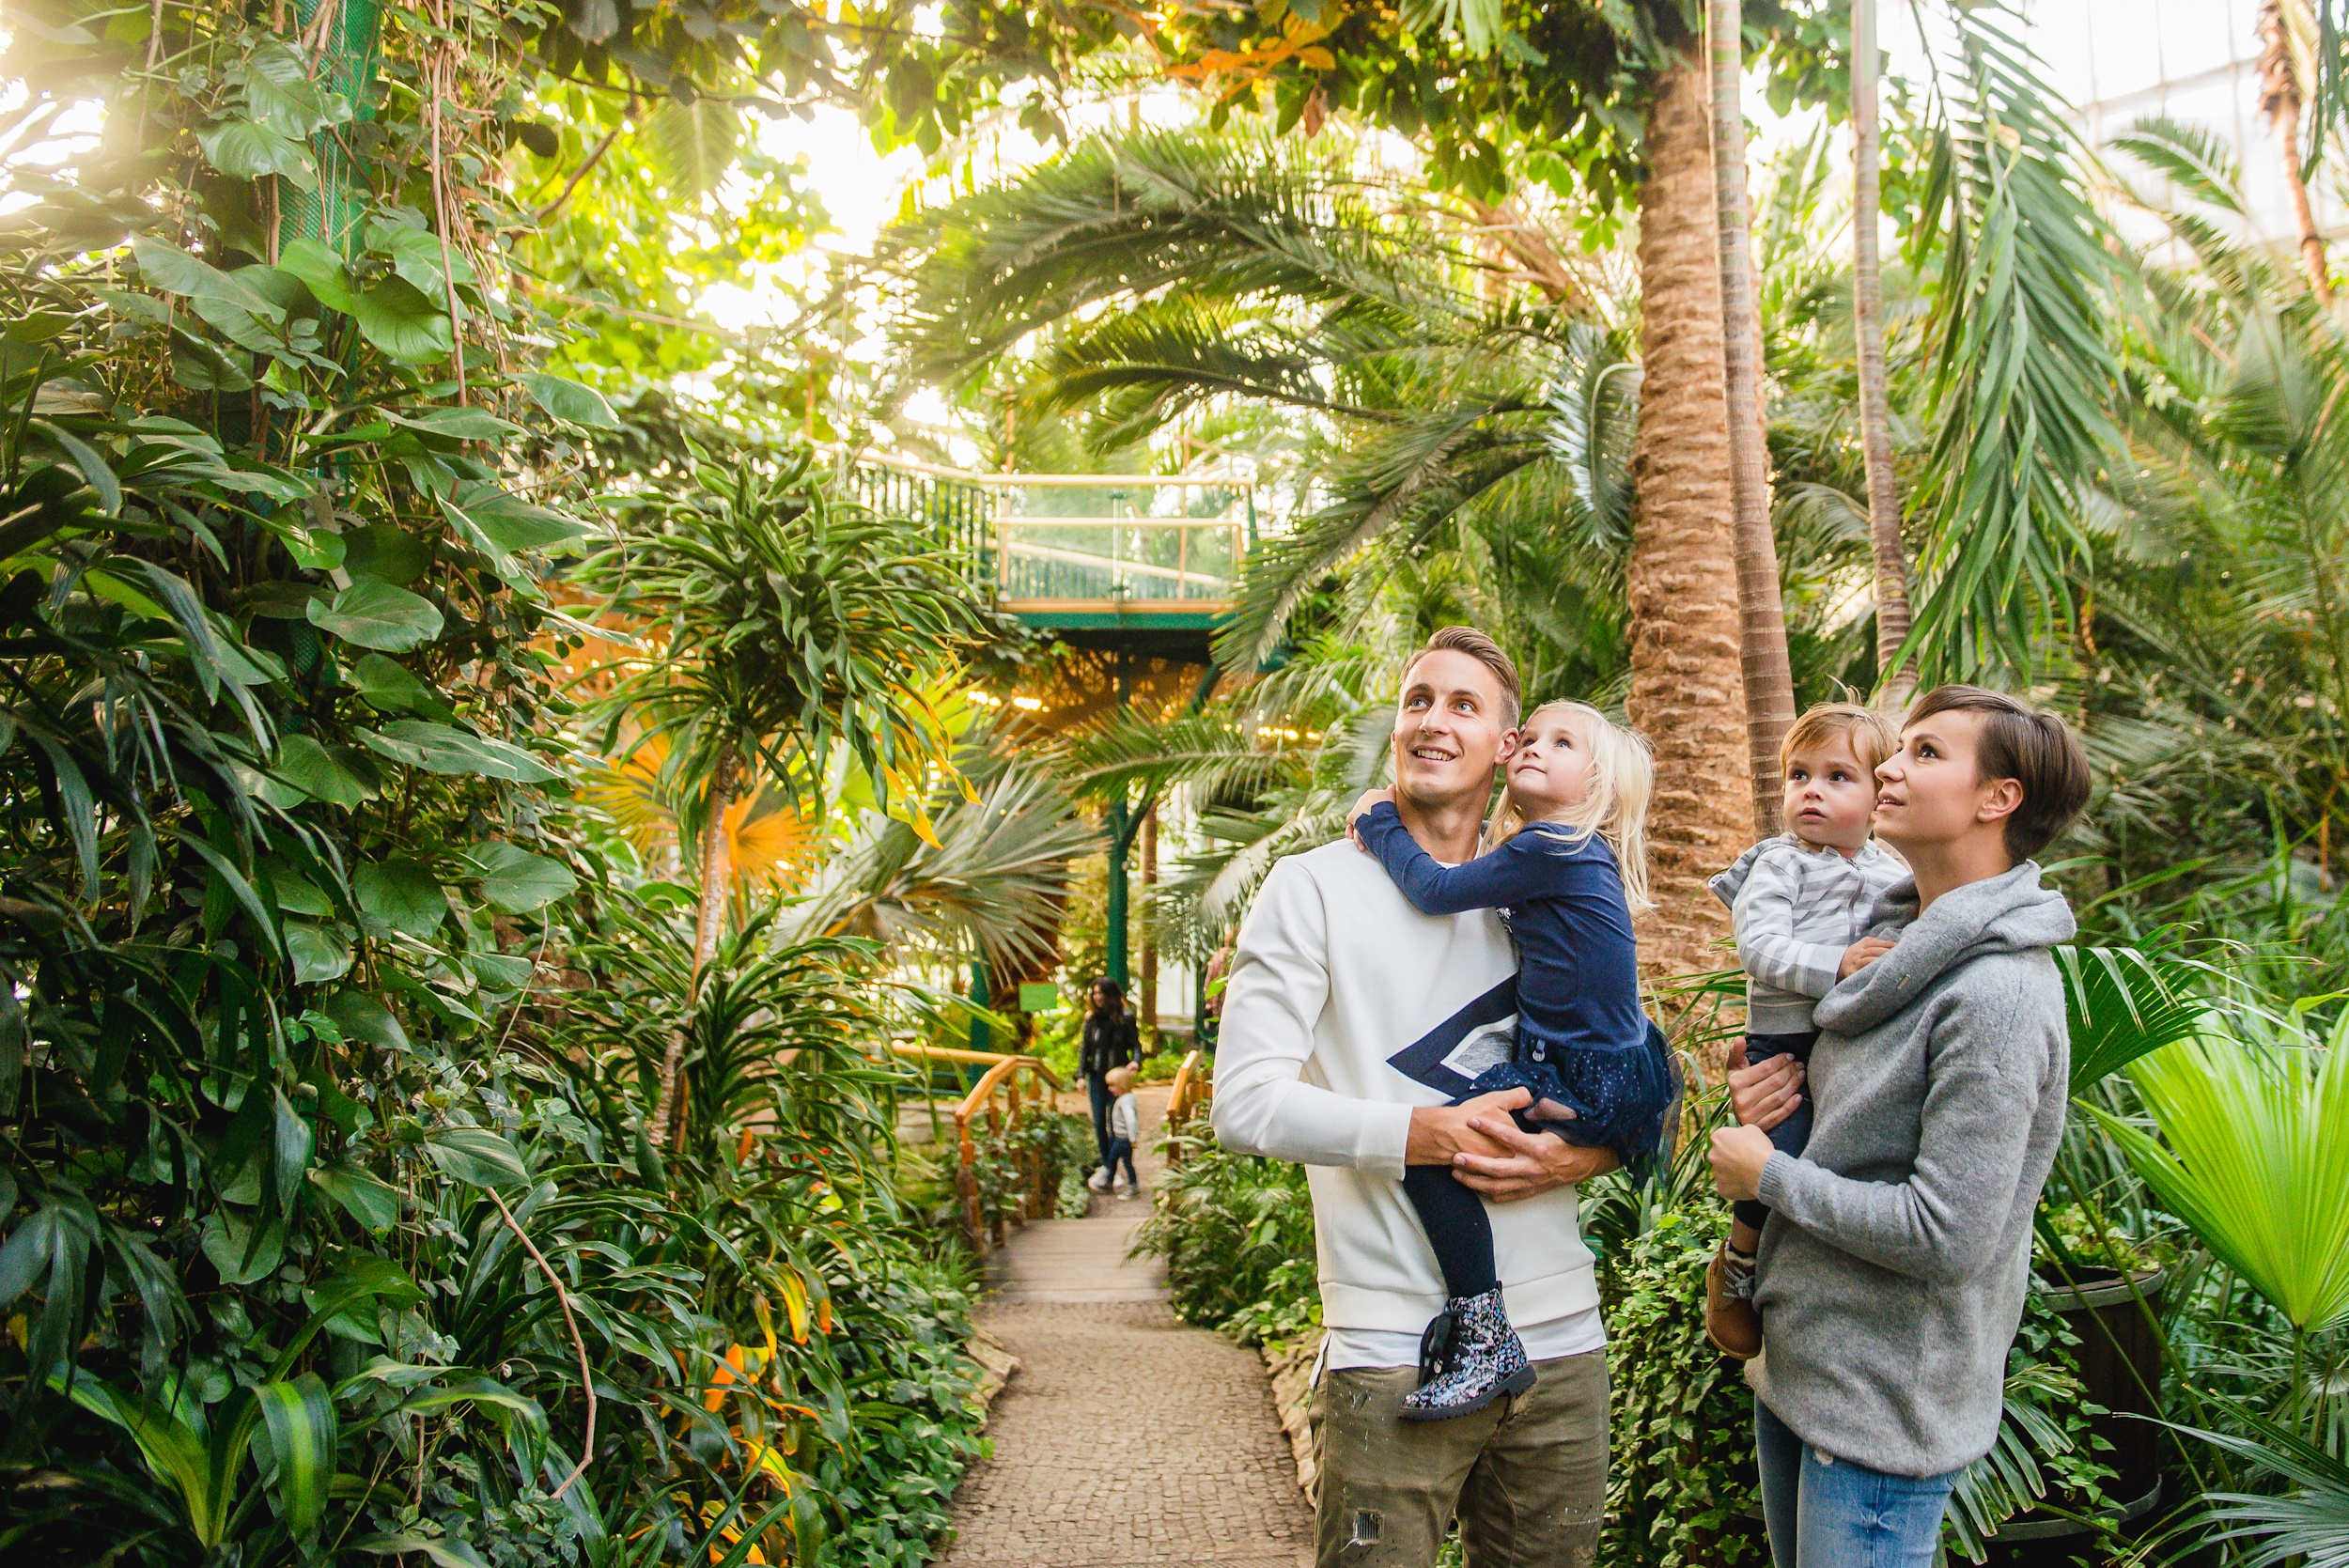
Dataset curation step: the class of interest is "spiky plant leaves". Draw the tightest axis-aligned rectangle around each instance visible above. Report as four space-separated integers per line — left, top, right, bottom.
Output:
2172 1396 2349 1568
2091 1018 2349 1331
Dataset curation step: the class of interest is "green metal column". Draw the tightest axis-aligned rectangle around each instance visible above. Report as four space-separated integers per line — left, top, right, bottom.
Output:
968 960 991 1055
1105 651 1130 989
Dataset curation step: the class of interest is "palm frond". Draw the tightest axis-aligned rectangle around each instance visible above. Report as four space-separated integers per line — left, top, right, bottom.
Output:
1903 5 2135 683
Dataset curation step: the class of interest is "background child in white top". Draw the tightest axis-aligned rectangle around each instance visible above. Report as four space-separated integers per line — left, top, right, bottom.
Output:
1703 703 1907 1360
1101 1065 1142 1198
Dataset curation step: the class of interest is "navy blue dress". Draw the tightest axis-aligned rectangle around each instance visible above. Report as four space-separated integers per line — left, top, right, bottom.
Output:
1357 802 1678 1300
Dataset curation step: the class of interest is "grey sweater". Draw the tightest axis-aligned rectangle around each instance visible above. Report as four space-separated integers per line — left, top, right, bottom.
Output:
1748 862 2075 1478
1709 835 1910 1033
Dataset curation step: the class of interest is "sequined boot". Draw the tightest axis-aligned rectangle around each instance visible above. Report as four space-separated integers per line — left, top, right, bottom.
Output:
1399 1286 1537 1422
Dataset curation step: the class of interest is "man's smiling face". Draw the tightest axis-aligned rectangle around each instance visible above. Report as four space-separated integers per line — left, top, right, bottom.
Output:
1392 647 1514 813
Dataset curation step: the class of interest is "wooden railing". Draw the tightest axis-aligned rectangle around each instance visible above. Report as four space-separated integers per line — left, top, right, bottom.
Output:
893 1047 1071 1258
1163 1048 1211 1168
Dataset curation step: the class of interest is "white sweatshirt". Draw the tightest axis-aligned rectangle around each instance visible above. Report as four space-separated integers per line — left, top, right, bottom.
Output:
1109 1090 1139 1143
1708 834 1909 1033
1212 838 1604 1367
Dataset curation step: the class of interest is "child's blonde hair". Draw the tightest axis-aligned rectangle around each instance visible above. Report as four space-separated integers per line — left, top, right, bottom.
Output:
1488 700 1655 913
1781 701 1899 778
1105 1065 1136 1094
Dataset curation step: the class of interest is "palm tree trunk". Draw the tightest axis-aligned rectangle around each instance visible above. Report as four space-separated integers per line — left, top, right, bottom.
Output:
650 749 738 1149
1853 0 1916 707
2262 0 2334 303
1627 48 1750 981
1709 0 1797 833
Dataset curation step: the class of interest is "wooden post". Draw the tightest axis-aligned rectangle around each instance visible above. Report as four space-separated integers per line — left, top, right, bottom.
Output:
988 1098 1007 1248
957 1108 982 1257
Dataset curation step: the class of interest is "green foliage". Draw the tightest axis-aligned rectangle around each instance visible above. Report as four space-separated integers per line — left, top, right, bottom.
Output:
0 8 1001 1564
2092 1017 2349 1335
1901 5 2133 683
971 1110 1092 1229
1598 1204 1761 1568
583 451 990 821
1133 1128 1318 1343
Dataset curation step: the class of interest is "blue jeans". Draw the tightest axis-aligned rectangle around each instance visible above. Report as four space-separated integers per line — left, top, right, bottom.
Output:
1734 1032 1818 1234
1103 1136 1136 1188
1087 1076 1114 1172
1755 1400 1956 1568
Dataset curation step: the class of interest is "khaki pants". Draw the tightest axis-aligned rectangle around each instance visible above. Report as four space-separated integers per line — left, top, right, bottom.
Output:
1308 1350 1609 1568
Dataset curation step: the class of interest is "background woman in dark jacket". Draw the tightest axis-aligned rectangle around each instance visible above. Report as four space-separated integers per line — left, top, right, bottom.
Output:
1081 978 1142 1184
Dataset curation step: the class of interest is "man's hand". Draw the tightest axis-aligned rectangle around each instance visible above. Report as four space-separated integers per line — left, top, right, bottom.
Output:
1709 1124 1775 1202
1839 937 1895 979
1406 1089 1526 1166
1451 1111 1619 1201
1726 1038 1804 1132
1345 788 1396 850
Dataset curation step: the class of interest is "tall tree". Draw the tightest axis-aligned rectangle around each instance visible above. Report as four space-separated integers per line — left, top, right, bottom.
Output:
1629 51 1755 976
1710 0 1799 831
586 456 985 1145
2261 0 2334 303
1850 0 1917 706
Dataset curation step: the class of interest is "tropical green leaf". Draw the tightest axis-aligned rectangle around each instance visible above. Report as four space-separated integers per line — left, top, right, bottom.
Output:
460 842 577 912
422 1126 528 1188
355 720 559 784
517 371 618 429
200 1207 287 1286
323 989 410 1052
366 219 478 296
252 1374 335 1533
353 857 447 939
645 97 743 197
195 118 316 186
274 734 381 806
308 1161 401 1232
49 1372 230 1545
347 652 448 716
351 1536 490 1568
384 406 521 442
236 39 347 138
2090 1023 2349 1330
2059 945 2209 1092
307 581 444 652
284 921 353 984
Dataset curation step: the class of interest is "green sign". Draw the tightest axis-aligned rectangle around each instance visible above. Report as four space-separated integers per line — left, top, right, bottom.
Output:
1018 982 1062 1013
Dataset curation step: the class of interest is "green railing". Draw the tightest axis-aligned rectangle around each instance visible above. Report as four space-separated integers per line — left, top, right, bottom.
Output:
834 452 1252 617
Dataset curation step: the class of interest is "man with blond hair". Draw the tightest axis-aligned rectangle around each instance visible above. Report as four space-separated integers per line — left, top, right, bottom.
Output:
1215 627 1618 1568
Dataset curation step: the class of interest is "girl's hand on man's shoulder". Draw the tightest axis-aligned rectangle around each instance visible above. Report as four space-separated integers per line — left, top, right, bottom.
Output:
1345 788 1394 850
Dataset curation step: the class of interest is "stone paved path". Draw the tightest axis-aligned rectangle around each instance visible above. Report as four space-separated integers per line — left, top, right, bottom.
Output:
938 1087 1313 1568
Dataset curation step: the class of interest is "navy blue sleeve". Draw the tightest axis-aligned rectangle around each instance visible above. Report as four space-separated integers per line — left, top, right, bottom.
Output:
1354 801 1565 916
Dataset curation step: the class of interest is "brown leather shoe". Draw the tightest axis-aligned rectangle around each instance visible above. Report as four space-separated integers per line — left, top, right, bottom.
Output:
1704 1241 1762 1360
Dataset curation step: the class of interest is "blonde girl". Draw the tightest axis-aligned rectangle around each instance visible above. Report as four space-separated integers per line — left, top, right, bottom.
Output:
1346 699 1676 1420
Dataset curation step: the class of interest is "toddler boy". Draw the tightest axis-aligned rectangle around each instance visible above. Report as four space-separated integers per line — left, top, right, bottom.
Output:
1703 703 1906 1359
1100 1064 1142 1199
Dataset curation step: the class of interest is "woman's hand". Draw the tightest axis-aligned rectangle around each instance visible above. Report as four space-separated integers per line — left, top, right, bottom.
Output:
1345 788 1395 850
1709 1125 1775 1201
1727 1038 1804 1132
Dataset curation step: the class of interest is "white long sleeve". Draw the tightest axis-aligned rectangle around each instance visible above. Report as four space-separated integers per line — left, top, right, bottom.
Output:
1210 857 1414 1177
1201 838 1601 1350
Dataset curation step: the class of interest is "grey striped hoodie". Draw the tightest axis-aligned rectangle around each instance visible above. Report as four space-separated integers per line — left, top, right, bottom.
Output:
1709 834 1910 1033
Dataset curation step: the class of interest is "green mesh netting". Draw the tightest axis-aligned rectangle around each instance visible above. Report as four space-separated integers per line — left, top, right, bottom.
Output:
275 0 381 257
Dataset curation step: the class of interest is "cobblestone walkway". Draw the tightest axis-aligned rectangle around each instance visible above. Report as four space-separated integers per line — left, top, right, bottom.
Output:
938 1089 1313 1568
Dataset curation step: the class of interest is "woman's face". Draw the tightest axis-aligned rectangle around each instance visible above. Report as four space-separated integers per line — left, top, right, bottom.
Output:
1092 983 1115 1013
1506 709 1595 817
1872 708 2016 855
